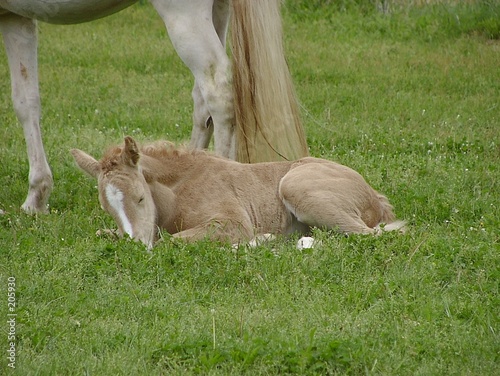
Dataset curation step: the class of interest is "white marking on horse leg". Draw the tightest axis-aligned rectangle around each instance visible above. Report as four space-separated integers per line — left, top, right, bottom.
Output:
374 220 407 235
105 184 133 238
247 233 275 248
296 237 320 250
0 15 53 213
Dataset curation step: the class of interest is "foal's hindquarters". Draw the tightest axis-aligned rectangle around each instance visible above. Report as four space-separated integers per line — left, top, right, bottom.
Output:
278 157 403 236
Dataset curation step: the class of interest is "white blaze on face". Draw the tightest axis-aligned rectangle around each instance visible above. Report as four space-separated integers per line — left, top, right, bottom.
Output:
105 184 133 237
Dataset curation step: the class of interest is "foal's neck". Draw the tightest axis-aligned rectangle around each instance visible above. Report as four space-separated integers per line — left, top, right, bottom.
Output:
140 151 211 185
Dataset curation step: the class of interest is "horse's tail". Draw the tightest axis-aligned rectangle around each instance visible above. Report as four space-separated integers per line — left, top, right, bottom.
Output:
375 193 407 233
230 0 309 163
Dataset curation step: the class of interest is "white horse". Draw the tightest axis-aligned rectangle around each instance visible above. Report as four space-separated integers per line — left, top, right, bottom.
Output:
72 136 405 250
0 0 309 213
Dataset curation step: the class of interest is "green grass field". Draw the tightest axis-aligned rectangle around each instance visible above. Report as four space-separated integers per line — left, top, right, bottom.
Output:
1 1 499 374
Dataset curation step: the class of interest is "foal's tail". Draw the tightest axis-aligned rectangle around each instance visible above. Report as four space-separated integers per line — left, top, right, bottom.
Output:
375 193 407 234
231 0 309 163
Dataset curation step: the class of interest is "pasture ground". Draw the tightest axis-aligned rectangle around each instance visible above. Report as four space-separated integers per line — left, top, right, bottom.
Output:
1 1 499 374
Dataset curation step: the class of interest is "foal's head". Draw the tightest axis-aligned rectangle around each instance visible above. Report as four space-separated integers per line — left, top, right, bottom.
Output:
72 137 157 249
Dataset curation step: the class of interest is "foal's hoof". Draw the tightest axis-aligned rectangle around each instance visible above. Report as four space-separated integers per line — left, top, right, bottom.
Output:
96 229 120 239
296 236 321 250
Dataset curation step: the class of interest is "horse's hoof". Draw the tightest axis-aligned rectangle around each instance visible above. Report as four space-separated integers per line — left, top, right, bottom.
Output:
21 202 49 214
296 236 320 250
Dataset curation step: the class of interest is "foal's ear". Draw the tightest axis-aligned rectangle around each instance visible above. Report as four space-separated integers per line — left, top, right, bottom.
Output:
71 149 100 178
122 136 140 167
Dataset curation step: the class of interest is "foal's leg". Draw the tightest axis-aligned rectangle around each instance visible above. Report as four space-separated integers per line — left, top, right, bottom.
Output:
151 0 235 158
279 164 376 235
172 216 253 243
0 14 53 213
281 194 376 235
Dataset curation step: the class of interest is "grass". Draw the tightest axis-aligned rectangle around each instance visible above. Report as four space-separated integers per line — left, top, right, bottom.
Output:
1 1 499 374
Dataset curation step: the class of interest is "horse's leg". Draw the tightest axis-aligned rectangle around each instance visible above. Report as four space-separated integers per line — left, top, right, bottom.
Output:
189 0 230 150
279 164 377 235
190 82 213 149
151 0 235 158
282 192 376 235
172 216 253 243
0 14 53 213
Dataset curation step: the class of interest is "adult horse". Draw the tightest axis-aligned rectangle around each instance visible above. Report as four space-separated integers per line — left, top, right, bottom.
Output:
0 0 309 213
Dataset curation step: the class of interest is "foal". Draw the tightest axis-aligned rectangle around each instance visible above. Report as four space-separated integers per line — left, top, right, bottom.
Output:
72 137 404 249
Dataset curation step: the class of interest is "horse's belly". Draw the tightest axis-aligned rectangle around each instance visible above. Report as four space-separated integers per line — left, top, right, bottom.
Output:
0 0 138 24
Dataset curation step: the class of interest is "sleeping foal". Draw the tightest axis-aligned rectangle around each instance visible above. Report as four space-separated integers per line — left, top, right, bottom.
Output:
72 137 405 249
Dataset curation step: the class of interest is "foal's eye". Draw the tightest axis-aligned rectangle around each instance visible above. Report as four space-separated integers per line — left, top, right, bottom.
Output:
138 196 144 204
